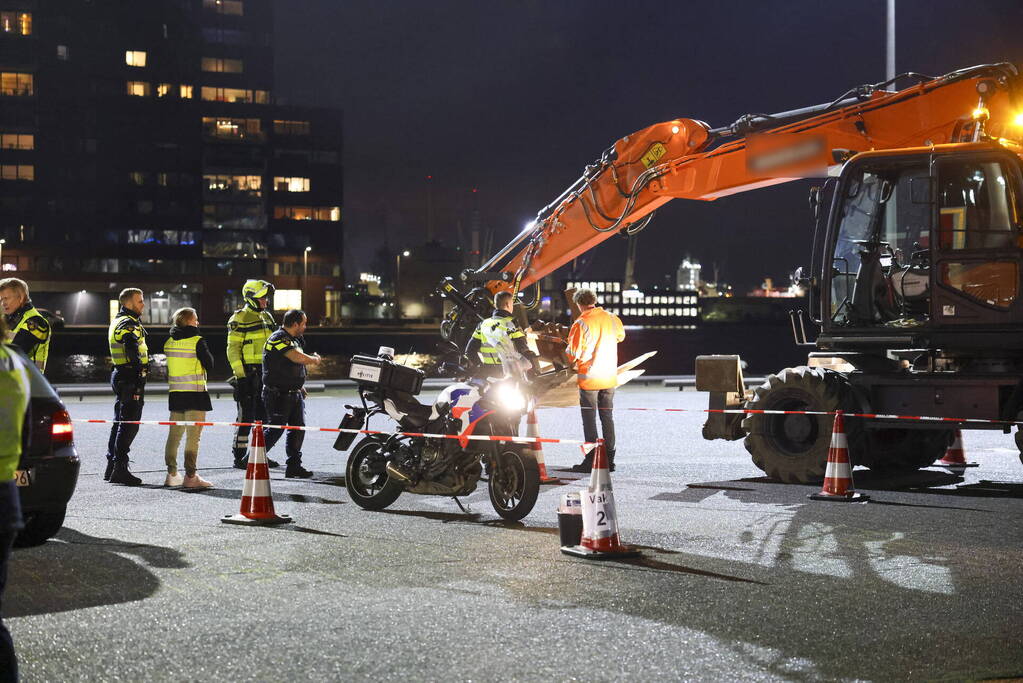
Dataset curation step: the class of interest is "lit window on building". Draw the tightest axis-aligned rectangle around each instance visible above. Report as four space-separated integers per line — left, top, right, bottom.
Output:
273 177 310 192
273 206 340 221
0 11 30 35
180 84 194 99
273 120 311 135
0 72 33 96
56 45 69 61
0 134 32 150
125 51 147 67
202 117 262 141
203 0 244 16
156 83 172 97
201 87 268 104
202 57 244 73
0 165 33 181
126 81 150 97
129 171 148 186
274 289 302 310
204 174 262 195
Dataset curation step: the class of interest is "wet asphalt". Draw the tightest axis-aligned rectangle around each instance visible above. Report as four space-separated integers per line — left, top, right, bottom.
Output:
7 385 1023 681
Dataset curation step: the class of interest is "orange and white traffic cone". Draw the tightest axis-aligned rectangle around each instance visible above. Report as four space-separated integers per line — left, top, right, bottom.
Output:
936 429 978 468
809 411 868 502
561 439 640 559
222 423 293 525
526 410 558 484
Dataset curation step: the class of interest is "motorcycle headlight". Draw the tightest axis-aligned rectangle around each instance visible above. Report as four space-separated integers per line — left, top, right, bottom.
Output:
493 382 526 413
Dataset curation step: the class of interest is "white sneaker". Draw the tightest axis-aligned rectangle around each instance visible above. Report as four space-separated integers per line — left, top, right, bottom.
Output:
182 473 213 489
164 472 184 487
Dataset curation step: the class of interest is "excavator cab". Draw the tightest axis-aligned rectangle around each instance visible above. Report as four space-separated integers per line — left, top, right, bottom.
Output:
818 146 1023 348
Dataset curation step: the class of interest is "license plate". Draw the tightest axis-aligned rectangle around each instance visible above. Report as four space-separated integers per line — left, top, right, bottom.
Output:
14 469 33 487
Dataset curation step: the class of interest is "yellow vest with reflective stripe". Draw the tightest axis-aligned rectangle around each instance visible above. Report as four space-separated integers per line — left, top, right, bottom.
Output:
164 336 206 393
0 344 29 481
108 313 149 366
11 305 50 372
226 307 275 377
473 315 523 365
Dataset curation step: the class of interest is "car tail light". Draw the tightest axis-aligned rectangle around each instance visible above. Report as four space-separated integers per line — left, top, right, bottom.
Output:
51 409 73 446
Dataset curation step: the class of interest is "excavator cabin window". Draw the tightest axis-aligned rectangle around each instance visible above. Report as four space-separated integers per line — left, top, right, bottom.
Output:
935 159 1022 311
829 163 931 327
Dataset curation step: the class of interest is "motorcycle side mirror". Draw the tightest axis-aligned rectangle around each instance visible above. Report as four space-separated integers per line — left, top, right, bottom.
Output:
808 186 821 219
791 266 813 287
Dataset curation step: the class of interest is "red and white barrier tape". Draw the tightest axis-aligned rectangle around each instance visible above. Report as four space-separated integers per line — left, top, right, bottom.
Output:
71 419 593 447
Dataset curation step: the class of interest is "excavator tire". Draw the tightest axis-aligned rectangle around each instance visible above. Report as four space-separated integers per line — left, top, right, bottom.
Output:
742 366 860 484
854 427 952 472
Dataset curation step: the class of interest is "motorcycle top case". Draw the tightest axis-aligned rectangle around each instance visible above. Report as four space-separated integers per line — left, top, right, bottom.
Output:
348 355 425 395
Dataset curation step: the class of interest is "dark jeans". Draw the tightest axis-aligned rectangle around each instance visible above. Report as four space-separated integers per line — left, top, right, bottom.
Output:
580 387 615 463
262 388 305 464
232 368 266 460
107 367 145 465
0 481 22 682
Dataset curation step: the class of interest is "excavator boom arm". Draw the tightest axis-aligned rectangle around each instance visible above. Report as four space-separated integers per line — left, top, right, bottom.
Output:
478 63 1021 297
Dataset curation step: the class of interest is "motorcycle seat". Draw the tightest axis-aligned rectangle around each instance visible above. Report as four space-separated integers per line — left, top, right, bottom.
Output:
384 393 435 429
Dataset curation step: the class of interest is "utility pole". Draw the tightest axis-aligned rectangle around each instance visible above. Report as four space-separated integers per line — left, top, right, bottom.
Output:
886 0 896 83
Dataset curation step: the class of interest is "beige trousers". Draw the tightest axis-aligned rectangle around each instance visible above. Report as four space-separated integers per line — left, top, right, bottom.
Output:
164 410 206 475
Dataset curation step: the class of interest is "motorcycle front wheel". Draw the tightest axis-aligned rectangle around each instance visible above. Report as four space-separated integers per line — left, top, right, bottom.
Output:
488 445 540 521
346 436 404 510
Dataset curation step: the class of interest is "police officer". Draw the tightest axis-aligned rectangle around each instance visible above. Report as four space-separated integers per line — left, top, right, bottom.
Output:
107 288 148 486
0 315 27 678
0 278 51 373
227 279 278 469
262 309 321 478
464 290 538 378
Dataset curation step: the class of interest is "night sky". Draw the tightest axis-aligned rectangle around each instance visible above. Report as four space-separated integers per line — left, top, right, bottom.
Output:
275 1 1023 291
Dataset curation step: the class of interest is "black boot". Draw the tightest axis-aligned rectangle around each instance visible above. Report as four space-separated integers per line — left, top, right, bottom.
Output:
104 458 114 481
285 460 313 478
569 457 593 474
108 461 142 486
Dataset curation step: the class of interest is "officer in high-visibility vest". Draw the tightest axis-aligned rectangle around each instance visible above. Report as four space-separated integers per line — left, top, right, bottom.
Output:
0 315 28 677
0 277 51 373
163 307 214 489
464 290 538 379
227 279 278 469
106 287 149 486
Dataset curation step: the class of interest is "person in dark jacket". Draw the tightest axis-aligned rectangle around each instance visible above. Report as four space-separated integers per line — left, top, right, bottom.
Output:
162 308 215 488
106 288 149 486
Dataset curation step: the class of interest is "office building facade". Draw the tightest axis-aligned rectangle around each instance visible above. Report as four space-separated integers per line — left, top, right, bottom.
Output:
0 0 343 325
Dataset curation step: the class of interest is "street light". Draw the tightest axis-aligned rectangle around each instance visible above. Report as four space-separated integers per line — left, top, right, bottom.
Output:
303 246 312 309
394 250 410 320
0 238 5 271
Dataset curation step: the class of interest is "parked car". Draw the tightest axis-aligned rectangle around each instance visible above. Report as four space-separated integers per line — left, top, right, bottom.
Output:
14 351 80 547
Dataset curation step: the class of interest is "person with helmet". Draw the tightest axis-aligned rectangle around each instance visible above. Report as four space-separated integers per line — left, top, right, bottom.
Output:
0 278 51 373
464 290 538 379
227 279 278 469
106 288 149 486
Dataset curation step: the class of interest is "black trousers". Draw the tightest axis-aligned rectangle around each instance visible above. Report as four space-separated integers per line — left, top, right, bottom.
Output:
0 481 22 682
262 388 305 464
107 367 145 465
580 387 616 462
232 367 266 460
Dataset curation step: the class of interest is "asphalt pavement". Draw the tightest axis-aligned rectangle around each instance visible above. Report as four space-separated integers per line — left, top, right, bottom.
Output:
8 385 1023 681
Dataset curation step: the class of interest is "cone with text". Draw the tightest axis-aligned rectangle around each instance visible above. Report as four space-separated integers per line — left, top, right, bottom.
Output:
561 439 640 559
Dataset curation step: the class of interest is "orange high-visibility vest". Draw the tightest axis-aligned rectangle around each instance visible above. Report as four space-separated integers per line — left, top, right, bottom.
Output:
567 307 625 390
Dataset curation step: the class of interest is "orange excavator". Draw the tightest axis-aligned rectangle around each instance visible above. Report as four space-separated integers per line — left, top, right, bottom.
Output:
438 62 1023 482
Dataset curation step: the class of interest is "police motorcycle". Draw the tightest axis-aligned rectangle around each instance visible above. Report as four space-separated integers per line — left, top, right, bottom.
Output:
335 346 540 521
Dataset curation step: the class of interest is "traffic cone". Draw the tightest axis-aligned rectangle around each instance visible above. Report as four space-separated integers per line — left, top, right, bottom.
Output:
525 410 558 484
936 430 978 468
222 423 293 525
561 440 640 559
809 411 868 502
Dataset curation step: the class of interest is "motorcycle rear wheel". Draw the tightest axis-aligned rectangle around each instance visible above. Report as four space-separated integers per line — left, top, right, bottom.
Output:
346 437 403 511
488 445 540 521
